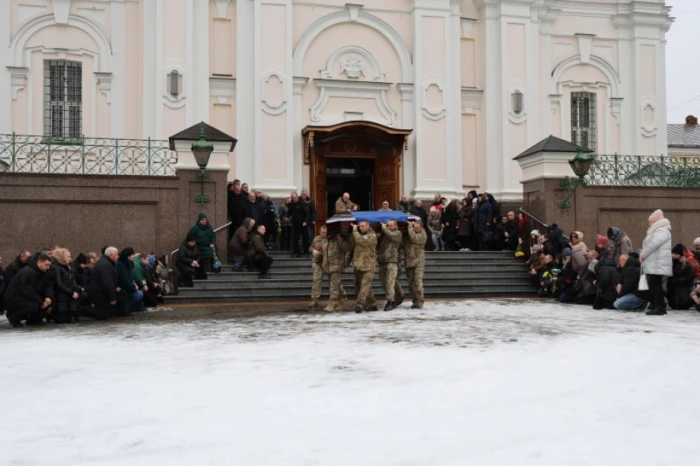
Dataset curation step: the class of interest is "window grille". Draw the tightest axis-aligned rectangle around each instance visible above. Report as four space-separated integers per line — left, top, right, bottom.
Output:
571 92 596 151
44 60 82 140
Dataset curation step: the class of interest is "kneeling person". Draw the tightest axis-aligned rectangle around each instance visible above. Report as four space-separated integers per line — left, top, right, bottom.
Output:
4 253 53 327
249 225 273 278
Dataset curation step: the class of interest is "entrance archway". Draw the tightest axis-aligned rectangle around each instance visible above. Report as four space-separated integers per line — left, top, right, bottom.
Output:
302 122 412 228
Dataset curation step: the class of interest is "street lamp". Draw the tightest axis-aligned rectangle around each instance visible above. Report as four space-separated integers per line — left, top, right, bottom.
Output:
558 150 594 211
192 129 213 204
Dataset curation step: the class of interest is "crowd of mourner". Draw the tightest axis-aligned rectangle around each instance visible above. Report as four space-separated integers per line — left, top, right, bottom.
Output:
1 179 699 327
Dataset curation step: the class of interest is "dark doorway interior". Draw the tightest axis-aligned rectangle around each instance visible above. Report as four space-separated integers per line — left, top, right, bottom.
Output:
326 157 373 218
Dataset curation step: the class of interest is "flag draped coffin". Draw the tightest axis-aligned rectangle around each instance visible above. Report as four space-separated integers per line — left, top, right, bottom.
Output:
325 211 418 236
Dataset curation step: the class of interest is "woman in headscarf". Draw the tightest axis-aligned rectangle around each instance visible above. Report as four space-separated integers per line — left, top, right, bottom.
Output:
188 212 216 278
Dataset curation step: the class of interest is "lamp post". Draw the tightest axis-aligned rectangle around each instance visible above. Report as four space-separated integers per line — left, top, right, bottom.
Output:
558 150 594 211
192 129 214 204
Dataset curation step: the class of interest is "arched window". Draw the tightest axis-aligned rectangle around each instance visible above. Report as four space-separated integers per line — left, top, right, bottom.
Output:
44 60 82 140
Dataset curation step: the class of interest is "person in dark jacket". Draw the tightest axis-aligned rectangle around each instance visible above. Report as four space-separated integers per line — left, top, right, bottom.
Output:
87 248 118 319
229 217 255 270
541 234 558 258
288 191 311 257
248 225 274 278
409 199 428 227
441 199 460 251
188 212 216 275
485 193 500 220
503 211 518 251
396 195 411 213
50 248 81 323
3 250 31 285
556 249 579 302
301 189 317 244
115 247 143 316
177 234 201 287
72 253 90 291
548 224 569 256
613 253 646 311
243 192 261 225
4 253 54 327
227 180 247 233
593 258 620 310
474 193 492 251
457 198 474 250
667 244 695 310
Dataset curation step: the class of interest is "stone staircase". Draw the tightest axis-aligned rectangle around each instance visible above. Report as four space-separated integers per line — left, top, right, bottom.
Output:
166 251 537 304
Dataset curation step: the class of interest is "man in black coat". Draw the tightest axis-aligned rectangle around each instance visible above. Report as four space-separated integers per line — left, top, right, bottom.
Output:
593 259 620 310
548 224 570 256
409 199 428 226
227 180 247 232
474 193 492 251
4 253 54 327
504 211 518 251
288 191 311 257
87 247 119 319
3 250 31 284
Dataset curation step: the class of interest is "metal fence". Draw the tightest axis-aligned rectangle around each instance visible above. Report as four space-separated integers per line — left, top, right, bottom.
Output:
0 133 177 176
585 154 700 187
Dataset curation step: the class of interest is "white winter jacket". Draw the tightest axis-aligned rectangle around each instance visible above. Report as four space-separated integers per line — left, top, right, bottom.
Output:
640 219 672 276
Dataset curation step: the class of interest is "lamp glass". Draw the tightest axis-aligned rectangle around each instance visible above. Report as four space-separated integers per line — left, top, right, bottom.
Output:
191 134 214 170
568 151 594 178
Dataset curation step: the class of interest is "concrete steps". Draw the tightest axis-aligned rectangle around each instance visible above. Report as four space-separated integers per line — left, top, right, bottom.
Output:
166 251 537 304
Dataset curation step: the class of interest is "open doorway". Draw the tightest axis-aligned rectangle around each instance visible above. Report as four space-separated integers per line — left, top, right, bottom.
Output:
326 157 373 217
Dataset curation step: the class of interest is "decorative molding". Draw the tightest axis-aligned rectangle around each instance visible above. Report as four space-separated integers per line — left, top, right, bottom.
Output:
549 94 562 115
94 71 113 103
11 14 113 71
344 111 364 121
460 17 475 38
421 74 445 121
77 7 106 25
163 63 186 109
575 33 595 63
309 79 396 127
507 86 527 124
52 0 71 24
461 87 483 102
293 9 412 81
7 67 29 100
210 76 236 103
346 3 363 21
261 70 287 115
551 54 620 97
292 76 309 95
321 45 384 82
610 97 623 125
18 4 48 22
214 0 230 18
397 83 414 102
640 98 657 137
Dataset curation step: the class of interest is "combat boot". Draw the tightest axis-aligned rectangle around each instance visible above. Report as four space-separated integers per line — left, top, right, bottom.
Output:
323 302 335 312
354 305 364 313
394 296 404 307
384 301 395 311
411 301 423 309
308 299 319 311
338 297 347 311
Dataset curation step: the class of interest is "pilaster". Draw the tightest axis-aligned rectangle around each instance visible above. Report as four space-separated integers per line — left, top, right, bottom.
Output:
142 0 157 138
193 0 211 123
235 0 255 184
0 5 12 133
110 0 125 137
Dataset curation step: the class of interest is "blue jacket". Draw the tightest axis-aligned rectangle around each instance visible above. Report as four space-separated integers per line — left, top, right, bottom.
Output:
474 200 492 233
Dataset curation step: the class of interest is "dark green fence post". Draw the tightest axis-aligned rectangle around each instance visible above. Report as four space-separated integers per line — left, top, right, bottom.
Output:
115 139 119 175
147 138 152 176
11 132 16 172
614 154 619 184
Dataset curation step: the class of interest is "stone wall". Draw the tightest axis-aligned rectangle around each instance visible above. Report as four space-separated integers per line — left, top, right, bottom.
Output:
523 179 700 249
0 168 230 262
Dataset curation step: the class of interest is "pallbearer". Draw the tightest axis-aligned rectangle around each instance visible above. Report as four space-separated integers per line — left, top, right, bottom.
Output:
323 232 351 312
378 220 404 311
308 225 328 310
352 221 378 313
404 219 428 309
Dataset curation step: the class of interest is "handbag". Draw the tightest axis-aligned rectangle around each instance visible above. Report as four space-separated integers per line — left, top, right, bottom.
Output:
638 265 649 291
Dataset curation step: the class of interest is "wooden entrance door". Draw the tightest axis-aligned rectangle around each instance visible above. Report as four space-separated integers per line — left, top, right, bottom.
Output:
373 155 399 210
311 152 328 227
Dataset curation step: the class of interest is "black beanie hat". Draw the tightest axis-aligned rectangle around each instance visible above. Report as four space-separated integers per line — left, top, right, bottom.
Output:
671 244 685 256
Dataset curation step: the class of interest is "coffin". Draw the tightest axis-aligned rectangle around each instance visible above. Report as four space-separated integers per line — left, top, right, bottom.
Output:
325 211 419 236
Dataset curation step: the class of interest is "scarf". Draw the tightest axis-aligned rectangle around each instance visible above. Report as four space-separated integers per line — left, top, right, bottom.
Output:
647 218 671 236
518 215 528 229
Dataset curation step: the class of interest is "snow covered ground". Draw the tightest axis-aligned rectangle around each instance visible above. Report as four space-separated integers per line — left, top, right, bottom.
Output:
2 300 700 466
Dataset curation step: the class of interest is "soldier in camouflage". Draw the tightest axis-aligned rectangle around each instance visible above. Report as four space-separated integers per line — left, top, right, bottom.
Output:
352 220 378 313
308 225 328 310
323 233 351 312
378 219 404 311
404 219 428 309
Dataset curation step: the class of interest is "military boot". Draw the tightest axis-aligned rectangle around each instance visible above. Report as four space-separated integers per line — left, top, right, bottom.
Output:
384 301 395 311
323 302 335 312
338 297 347 311
354 305 364 313
411 301 424 309
308 299 319 311
394 296 404 307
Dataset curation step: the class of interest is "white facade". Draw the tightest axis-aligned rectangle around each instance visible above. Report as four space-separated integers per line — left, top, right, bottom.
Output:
1 0 673 201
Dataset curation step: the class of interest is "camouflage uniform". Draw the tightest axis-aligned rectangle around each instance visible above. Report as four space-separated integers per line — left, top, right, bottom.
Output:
352 228 377 308
309 234 327 308
378 224 404 302
335 197 356 214
323 235 351 311
404 226 428 308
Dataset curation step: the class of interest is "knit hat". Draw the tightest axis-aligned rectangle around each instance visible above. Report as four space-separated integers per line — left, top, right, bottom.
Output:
694 237 700 247
648 209 664 223
186 232 196 242
671 244 685 256
198 212 208 221
75 253 89 265
531 229 540 237
595 236 609 246
562 248 572 257
549 223 558 231
472 198 477 205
